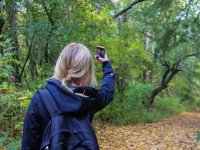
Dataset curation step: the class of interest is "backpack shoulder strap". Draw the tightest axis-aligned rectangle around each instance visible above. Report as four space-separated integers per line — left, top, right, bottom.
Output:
38 89 60 118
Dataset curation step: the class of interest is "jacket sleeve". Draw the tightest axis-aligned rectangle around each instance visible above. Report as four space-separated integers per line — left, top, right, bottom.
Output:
22 93 42 150
95 61 114 112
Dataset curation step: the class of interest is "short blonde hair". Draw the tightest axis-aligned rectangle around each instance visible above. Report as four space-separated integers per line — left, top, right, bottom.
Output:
53 43 97 91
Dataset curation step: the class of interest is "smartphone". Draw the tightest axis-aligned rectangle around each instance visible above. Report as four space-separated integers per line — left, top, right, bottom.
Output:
96 46 105 59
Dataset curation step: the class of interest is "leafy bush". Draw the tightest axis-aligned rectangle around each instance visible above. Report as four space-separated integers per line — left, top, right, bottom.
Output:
95 80 200 124
0 82 33 138
95 94 126 124
125 81 154 103
0 78 48 149
95 81 154 124
0 34 20 82
0 132 21 150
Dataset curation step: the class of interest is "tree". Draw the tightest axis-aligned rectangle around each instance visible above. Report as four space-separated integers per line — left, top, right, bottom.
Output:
2 0 117 81
5 0 20 82
143 0 200 109
112 0 200 109
146 53 200 109
0 17 4 56
41 1 57 64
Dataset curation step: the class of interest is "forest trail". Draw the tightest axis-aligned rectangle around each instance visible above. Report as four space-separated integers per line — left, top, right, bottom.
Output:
96 110 200 150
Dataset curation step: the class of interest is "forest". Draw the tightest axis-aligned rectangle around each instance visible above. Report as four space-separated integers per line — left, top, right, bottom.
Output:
0 0 200 149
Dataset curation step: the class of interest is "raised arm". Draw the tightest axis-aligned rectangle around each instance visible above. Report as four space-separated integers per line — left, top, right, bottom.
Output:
95 61 114 112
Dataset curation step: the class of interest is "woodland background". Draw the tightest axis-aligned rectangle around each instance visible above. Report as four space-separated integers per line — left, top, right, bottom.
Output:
0 0 200 148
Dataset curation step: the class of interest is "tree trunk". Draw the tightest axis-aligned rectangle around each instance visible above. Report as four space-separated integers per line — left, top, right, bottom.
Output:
115 63 129 93
145 52 200 110
145 31 150 50
42 1 56 64
153 48 158 63
5 0 20 83
143 31 153 82
44 26 54 64
20 39 32 79
0 17 4 34
0 17 4 56
29 51 37 79
20 31 38 79
146 85 167 110
146 63 180 110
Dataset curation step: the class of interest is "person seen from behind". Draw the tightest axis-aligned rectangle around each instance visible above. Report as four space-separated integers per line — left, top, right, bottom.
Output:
22 42 114 150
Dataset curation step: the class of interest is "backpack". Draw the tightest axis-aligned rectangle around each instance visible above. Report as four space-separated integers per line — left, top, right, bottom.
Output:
38 89 99 150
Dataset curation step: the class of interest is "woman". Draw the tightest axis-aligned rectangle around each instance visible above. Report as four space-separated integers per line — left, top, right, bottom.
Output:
22 43 114 149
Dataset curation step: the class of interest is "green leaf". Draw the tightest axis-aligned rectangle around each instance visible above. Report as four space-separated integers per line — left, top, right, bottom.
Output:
12 59 20 64
15 122 23 129
0 72 9 78
20 99 30 107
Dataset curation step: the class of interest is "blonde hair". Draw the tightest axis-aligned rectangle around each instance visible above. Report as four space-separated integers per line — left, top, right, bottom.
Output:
53 42 97 92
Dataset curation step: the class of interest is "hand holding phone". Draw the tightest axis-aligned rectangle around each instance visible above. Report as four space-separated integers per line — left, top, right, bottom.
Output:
96 46 110 63
96 46 105 59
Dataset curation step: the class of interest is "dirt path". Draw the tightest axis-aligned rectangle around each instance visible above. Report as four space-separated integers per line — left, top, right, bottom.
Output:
96 110 200 150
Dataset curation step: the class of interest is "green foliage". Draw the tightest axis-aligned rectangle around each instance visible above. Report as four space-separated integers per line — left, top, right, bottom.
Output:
0 34 19 81
21 79 47 91
0 132 21 150
95 93 200 125
95 94 127 124
125 81 154 102
96 81 154 124
0 82 33 138
0 1 200 148
95 79 200 124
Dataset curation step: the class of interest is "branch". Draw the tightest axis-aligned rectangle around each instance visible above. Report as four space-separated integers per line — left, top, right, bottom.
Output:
42 1 56 25
161 60 170 69
176 52 200 67
113 0 146 19
19 32 36 79
165 69 180 85
49 4 57 17
161 67 170 85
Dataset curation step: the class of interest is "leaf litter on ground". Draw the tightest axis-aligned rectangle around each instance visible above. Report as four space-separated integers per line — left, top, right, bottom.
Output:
95 110 200 150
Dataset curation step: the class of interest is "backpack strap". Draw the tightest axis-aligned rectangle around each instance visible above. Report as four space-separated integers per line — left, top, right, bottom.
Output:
38 89 60 118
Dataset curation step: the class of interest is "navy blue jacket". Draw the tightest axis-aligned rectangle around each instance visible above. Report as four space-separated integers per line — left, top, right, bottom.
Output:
22 61 114 150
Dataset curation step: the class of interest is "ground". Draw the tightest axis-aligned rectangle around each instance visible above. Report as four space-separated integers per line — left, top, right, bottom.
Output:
96 110 200 150
0 110 200 150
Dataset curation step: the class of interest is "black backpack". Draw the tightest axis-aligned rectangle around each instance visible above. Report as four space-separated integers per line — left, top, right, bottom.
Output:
38 89 99 150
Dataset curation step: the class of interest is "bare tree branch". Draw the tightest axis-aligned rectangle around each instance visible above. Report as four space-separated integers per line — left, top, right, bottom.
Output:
113 0 146 19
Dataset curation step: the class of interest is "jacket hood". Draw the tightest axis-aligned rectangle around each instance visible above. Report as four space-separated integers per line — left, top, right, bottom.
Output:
45 78 98 113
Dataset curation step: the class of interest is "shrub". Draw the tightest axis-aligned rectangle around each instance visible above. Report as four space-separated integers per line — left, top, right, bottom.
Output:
95 80 200 124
